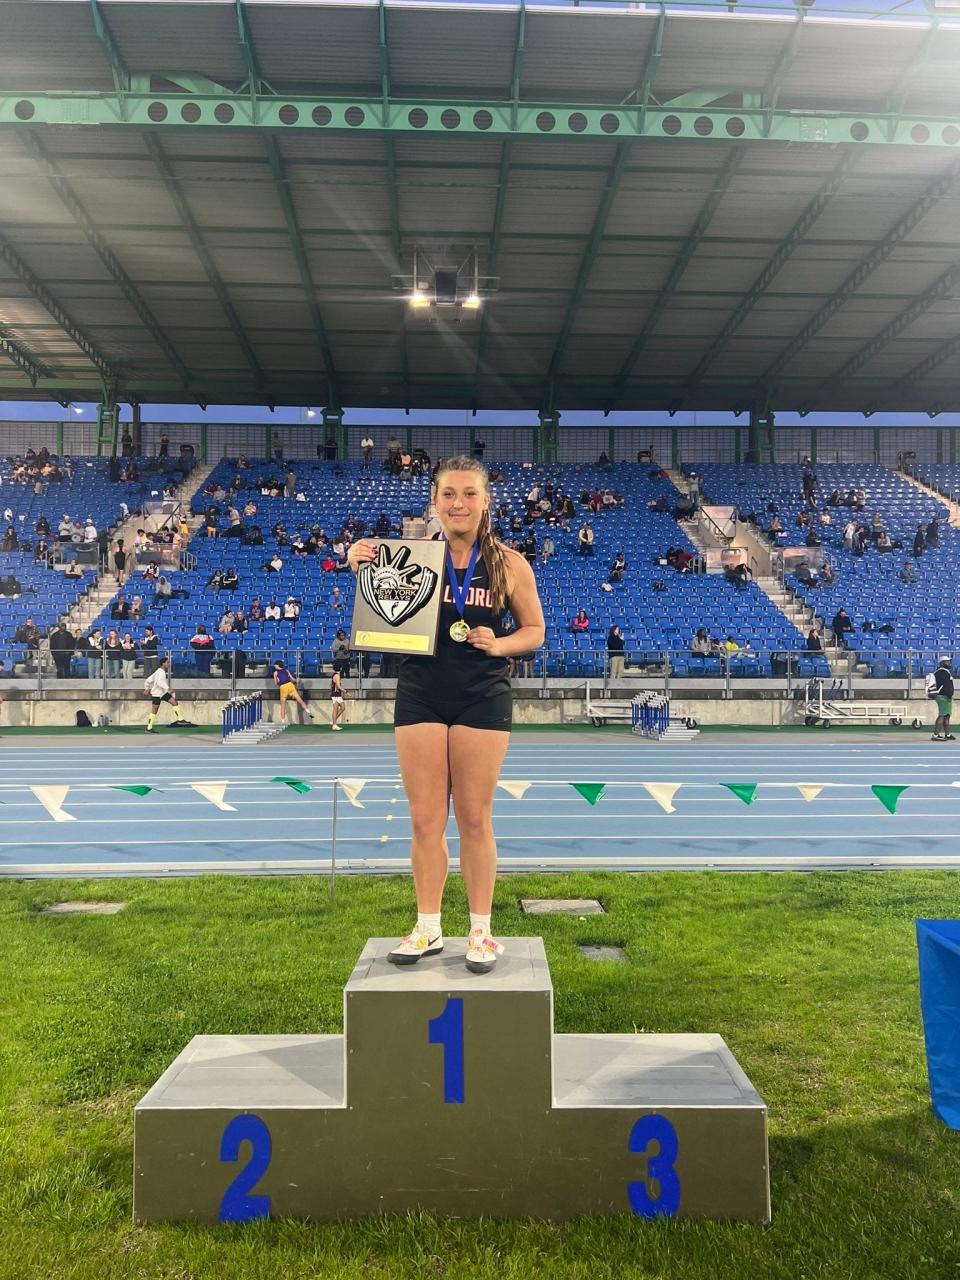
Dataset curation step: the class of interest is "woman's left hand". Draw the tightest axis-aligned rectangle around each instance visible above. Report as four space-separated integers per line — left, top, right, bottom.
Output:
467 626 503 657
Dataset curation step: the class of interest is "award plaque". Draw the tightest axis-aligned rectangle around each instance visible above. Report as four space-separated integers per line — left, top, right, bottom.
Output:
350 539 446 656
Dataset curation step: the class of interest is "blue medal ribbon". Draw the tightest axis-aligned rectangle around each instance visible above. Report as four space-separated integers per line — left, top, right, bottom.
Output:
444 540 480 622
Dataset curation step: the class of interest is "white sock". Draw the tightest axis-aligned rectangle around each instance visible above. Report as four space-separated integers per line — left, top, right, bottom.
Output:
417 912 442 939
469 913 491 937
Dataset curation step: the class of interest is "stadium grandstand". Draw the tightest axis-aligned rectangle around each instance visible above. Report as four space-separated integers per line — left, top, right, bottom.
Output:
1 0 960 728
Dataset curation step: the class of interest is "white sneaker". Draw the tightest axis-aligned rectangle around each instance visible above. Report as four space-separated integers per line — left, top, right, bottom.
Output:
388 924 444 966
465 928 504 974
331 723 342 731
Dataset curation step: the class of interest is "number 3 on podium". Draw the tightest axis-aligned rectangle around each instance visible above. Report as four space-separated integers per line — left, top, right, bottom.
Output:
627 1115 680 1218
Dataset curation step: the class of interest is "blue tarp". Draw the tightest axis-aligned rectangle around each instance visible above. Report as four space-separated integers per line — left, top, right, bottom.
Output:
916 920 960 1131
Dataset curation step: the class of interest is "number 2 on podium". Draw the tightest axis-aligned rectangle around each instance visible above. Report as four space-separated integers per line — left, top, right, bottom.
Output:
428 996 465 1103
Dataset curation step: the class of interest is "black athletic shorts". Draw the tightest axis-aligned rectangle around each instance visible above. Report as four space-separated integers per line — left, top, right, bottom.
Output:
150 691 173 705
393 689 512 731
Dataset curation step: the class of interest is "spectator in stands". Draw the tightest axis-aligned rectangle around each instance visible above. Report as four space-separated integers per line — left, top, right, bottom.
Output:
819 509 832 526
121 633 137 680
105 630 123 679
190 625 215 676
570 609 590 634
802 468 817 505
805 526 822 549
472 438 485 461
283 596 301 622
35 515 50 537
691 628 711 656
153 574 173 608
243 525 264 547
589 488 603 515
15 617 40 651
361 434 374 468
386 435 401 471
609 551 627 583
577 522 595 556
218 609 236 635
1 526 17 552
330 585 344 611
607 624 626 679
0 573 21 596
207 569 224 591
723 636 741 655
667 547 694 573
85 629 104 680
222 567 239 592
232 608 248 634
795 561 818 588
831 607 854 650
826 488 841 506
541 534 555 567
248 598 263 621
796 511 810 530
83 517 97 543
264 552 283 574
264 600 282 621
243 500 257 518
113 539 129 586
768 514 783 536
728 561 752 589
48 622 74 679
877 531 893 553
111 594 130 622
331 628 350 674
806 627 823 653
521 531 537 565
914 523 926 558
852 524 868 556
127 595 143 621
901 561 918 584
64 558 83 579
926 516 941 549
323 435 338 461
821 561 836 586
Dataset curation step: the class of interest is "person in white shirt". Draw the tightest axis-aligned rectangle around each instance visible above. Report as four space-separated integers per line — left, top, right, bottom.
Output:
143 657 187 733
361 434 374 468
265 600 282 621
83 519 97 541
282 597 301 621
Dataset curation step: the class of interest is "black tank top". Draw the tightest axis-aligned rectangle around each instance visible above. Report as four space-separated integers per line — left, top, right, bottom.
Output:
398 547 510 702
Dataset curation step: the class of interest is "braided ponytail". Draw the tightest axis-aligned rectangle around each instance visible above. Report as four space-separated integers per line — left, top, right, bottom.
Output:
434 454 510 613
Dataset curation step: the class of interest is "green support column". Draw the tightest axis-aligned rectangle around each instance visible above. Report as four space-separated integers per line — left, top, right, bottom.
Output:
323 409 344 460
810 427 817 464
131 402 142 455
746 411 774 464
671 425 679 469
733 425 741 464
950 429 957 465
873 427 881 463
538 411 560 464
937 427 944 464
96 402 119 457
200 422 208 465
56 420 63 456
264 426 273 459
608 425 615 462
469 425 476 459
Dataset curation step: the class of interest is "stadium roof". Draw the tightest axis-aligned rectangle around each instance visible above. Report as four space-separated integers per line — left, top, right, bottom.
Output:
2 0 960 414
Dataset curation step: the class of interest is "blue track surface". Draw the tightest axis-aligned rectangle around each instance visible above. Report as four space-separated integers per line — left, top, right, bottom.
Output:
3 733 959 877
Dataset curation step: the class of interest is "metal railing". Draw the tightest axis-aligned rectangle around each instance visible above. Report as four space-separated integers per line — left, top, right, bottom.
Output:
0 644 931 703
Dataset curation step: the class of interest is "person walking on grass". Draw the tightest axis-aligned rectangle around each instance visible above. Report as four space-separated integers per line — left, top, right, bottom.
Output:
273 660 314 723
144 657 188 733
347 454 546 974
931 656 955 742
330 666 345 731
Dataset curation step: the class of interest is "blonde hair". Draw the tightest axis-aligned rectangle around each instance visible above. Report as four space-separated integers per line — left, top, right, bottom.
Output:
433 454 509 613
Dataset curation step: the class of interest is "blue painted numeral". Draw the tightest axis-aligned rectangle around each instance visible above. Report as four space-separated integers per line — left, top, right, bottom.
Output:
627 1115 681 1218
428 996 465 1104
219 1114 272 1223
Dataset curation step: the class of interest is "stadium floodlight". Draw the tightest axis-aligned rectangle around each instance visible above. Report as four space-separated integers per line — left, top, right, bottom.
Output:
399 245 495 314
306 407 316 417
409 290 430 309
463 293 481 310
72 404 83 415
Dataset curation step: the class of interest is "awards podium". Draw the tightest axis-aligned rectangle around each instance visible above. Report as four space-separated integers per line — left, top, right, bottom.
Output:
134 939 770 1223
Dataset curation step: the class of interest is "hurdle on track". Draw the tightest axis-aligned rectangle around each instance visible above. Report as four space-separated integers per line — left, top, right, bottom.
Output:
631 692 699 742
221 692 286 745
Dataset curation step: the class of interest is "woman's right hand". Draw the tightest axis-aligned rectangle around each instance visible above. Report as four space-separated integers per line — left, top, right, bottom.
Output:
347 539 378 573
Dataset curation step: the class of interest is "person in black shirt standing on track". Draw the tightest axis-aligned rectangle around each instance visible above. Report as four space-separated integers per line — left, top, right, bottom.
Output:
932 656 955 742
348 455 546 973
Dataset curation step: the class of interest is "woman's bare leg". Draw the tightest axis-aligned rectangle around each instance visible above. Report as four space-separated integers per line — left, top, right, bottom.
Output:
448 726 510 915
395 723 452 913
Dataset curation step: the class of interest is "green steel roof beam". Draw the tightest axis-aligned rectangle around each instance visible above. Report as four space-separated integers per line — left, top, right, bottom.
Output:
235 0 273 109
264 135 340 411
805 259 960 411
892 324 960 399
605 146 743 412
511 1 527 133
761 6 805 138
88 0 130 110
884 18 941 139
19 130 194 395
8 92 960 146
142 132 269 402
755 152 960 406
378 1 409 404
471 139 513 408
541 141 632 413
634 2 665 130
679 150 857 404
0 332 50 385
0 232 118 385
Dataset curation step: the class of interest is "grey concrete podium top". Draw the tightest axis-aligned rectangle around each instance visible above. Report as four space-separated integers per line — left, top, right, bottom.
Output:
345 936 552 994
553 1034 766 1110
136 1035 345 1111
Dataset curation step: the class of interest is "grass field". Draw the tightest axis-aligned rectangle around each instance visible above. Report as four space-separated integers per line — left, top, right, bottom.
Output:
2 870 959 1280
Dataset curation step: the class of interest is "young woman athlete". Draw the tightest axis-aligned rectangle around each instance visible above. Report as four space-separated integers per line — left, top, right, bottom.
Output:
348 455 545 973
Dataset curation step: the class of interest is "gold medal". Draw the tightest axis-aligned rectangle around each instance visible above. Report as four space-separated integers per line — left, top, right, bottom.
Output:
449 620 470 643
